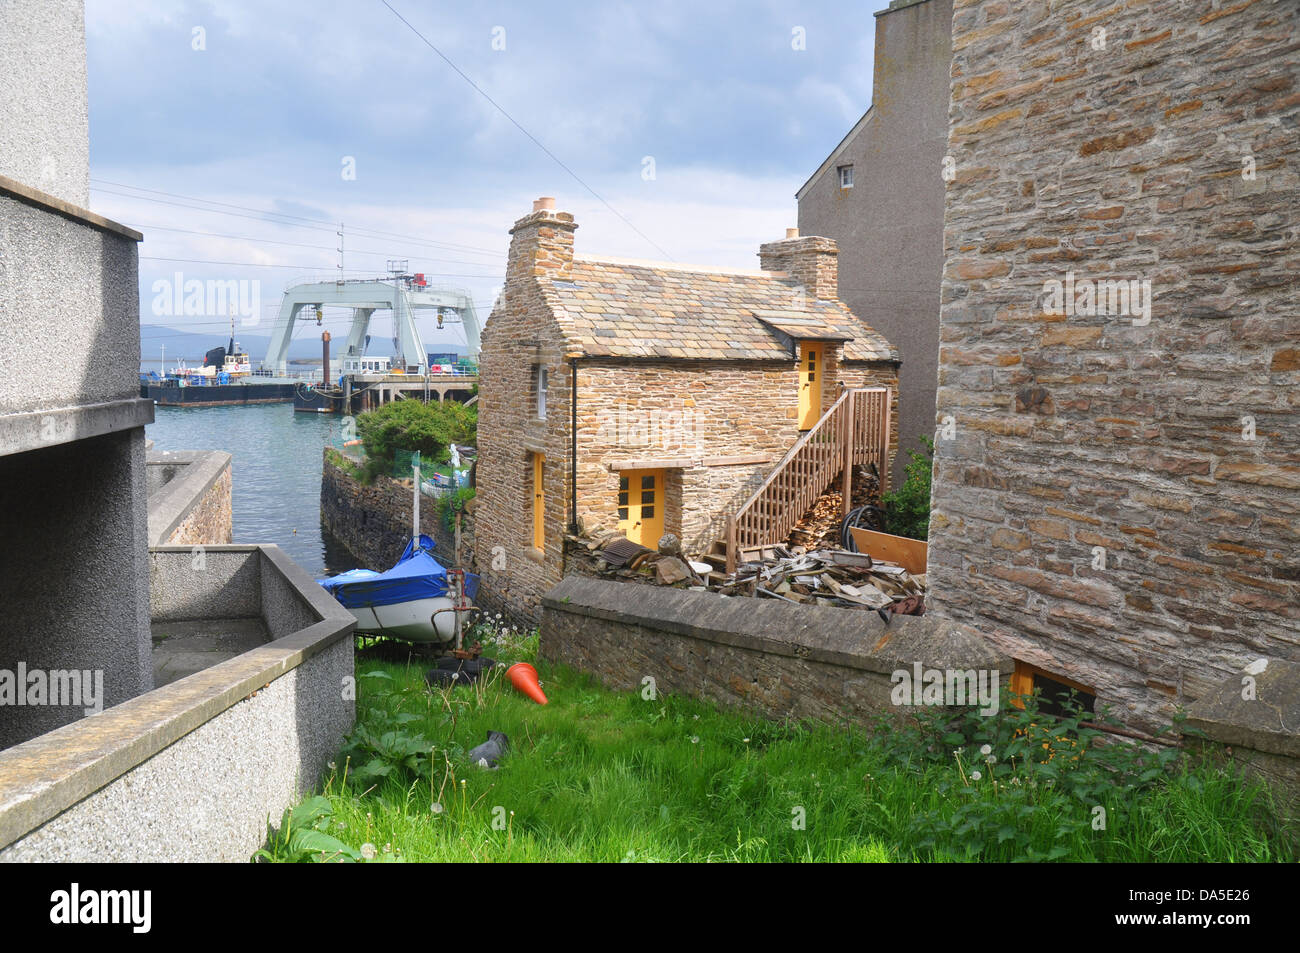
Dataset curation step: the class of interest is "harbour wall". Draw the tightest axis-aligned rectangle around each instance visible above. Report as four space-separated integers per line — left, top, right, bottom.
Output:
320 448 474 575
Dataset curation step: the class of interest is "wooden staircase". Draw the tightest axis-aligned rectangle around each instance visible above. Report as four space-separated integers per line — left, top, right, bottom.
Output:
722 387 891 573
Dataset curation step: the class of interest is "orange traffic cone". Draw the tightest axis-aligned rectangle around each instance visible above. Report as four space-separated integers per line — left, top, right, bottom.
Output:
506 663 548 705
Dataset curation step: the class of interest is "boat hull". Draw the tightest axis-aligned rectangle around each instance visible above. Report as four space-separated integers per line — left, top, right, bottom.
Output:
347 596 472 644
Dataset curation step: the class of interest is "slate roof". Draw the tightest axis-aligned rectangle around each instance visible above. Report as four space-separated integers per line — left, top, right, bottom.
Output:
541 256 897 362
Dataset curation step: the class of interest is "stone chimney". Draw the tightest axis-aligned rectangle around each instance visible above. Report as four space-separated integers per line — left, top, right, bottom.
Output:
758 229 839 300
506 196 577 281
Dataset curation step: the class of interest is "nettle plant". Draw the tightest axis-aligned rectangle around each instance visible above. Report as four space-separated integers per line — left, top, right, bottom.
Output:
883 685 1183 860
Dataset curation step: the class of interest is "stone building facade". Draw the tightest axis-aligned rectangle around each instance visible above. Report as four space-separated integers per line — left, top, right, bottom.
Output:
798 0 954 489
476 199 900 621
927 0 1299 734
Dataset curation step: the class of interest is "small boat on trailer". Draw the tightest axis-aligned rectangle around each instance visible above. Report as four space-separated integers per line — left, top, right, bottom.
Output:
318 453 479 645
318 534 478 644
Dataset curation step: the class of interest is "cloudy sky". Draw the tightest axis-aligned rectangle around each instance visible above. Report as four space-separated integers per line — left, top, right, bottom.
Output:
87 0 875 356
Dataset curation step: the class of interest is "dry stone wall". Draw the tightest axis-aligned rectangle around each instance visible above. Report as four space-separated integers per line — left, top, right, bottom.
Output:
319 450 471 573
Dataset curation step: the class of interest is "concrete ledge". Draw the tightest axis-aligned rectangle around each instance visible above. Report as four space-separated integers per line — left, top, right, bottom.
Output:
0 173 142 242
1185 659 1300 823
0 398 154 458
146 449 233 545
1185 659 1300 760
0 545 355 853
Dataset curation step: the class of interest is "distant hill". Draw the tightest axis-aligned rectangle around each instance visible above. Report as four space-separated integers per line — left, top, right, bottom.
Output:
139 325 465 365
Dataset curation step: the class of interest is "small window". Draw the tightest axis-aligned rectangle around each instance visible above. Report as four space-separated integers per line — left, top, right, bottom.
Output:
535 365 549 419
838 164 853 189
1010 662 1096 718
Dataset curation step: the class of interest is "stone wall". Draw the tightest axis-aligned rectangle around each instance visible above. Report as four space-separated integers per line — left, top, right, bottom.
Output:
474 205 575 624
145 449 233 546
927 0 1300 734
575 357 896 554
541 576 1009 727
319 449 472 573
1185 659 1300 826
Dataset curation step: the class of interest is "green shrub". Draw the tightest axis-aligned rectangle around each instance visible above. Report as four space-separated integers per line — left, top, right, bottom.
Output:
434 486 476 533
356 400 476 481
882 434 933 540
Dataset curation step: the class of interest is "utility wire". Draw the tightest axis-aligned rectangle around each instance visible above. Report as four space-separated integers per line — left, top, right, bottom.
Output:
379 0 674 261
91 180 506 258
128 222 502 268
140 254 500 277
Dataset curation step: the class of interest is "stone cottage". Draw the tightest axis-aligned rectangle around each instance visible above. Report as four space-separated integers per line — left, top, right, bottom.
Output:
476 198 900 620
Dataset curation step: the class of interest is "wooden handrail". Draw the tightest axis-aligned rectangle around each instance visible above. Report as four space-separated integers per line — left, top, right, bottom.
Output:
724 388 890 573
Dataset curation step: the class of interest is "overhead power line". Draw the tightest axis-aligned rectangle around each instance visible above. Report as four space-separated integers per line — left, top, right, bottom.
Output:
140 254 500 278
90 179 506 258
126 221 504 269
379 0 674 261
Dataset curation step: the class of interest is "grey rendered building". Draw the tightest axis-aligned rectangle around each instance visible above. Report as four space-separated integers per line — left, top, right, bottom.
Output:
0 0 155 747
797 0 953 488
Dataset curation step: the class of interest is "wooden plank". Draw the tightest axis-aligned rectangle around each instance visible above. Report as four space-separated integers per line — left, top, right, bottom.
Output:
849 526 928 574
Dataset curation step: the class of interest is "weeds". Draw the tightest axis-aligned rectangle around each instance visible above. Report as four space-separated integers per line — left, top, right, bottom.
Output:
257 624 1295 863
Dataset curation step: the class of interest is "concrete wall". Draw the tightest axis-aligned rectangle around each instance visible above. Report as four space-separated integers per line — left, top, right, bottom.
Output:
927 0 1300 734
541 575 1008 727
798 0 953 487
0 184 153 749
0 0 89 206
0 633 353 863
0 429 152 749
0 546 357 862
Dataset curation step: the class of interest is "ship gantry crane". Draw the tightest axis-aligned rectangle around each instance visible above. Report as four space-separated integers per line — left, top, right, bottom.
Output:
263 271 481 377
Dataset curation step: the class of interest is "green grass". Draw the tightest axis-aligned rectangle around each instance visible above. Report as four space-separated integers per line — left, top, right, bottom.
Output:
258 632 1296 863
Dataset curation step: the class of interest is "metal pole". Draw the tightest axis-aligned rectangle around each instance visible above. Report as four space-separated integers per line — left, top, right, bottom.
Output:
412 453 420 545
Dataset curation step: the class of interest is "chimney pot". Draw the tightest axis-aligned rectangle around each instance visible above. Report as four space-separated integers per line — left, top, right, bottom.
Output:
534 196 556 212
786 227 799 239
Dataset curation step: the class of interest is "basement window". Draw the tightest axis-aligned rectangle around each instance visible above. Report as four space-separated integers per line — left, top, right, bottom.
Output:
1010 661 1096 718
838 164 854 189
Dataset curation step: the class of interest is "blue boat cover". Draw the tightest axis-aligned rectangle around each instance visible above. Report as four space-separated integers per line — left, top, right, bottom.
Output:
318 535 479 608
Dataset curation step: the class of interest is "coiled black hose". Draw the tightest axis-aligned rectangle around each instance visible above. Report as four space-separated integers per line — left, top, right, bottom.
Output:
841 505 886 551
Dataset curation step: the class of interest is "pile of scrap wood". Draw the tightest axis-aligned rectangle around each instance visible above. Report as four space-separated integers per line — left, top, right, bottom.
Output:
704 545 926 615
786 466 882 551
563 527 924 615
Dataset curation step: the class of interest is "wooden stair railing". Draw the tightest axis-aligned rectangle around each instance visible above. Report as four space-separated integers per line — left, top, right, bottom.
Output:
724 387 890 573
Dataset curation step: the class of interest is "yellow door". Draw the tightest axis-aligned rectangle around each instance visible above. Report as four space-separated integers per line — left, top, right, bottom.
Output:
532 452 545 552
617 469 665 547
798 342 822 429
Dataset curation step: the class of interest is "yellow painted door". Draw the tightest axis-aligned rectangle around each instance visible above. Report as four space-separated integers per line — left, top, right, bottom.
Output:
798 342 822 429
617 469 665 547
532 452 545 552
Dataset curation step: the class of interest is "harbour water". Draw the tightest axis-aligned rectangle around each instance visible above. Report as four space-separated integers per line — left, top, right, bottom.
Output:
145 402 355 576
